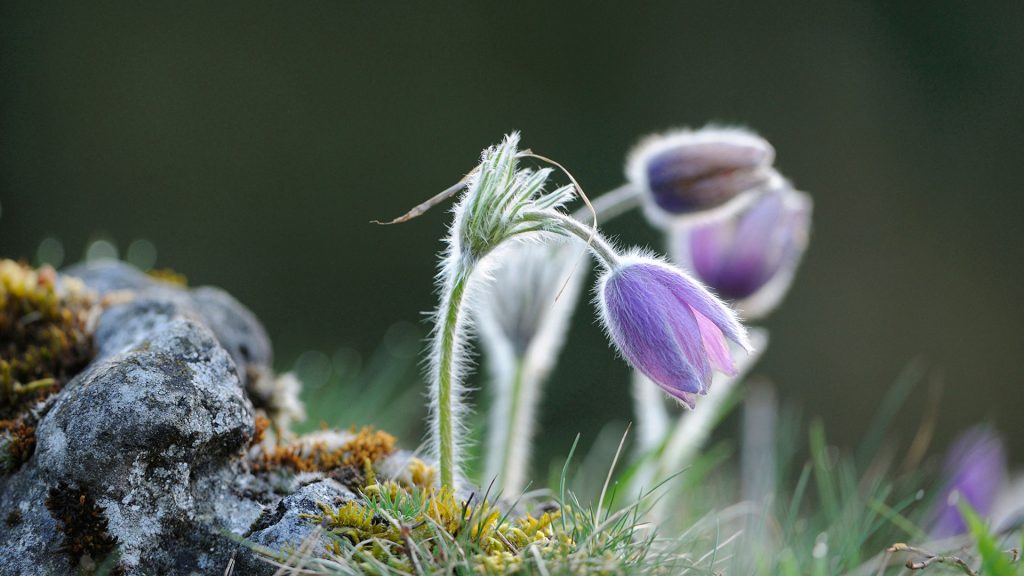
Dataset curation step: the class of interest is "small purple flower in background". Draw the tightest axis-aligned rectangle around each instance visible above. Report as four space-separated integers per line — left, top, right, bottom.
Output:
929 425 1007 539
598 255 751 408
627 127 776 227
673 182 811 320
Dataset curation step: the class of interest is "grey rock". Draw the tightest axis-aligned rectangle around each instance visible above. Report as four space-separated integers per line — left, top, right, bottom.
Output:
92 287 199 361
37 318 253 481
189 286 273 393
243 479 356 567
0 466 67 576
0 262 334 575
67 260 276 389
94 465 270 575
31 317 259 573
69 261 274 395
63 260 160 295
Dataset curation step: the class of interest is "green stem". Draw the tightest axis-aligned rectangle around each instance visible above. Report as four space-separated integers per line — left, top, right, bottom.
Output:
497 357 526 491
436 263 471 489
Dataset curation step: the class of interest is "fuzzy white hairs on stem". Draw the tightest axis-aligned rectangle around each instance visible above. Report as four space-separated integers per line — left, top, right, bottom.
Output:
427 133 578 489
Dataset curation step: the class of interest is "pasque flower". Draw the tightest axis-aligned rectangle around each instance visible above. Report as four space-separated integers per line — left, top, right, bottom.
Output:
598 255 751 408
673 182 811 319
627 127 776 226
929 425 1007 538
410 131 753 489
427 133 576 489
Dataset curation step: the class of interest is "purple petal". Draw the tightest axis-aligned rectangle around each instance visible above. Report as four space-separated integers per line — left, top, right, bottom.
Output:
723 189 788 280
602 265 709 399
647 138 774 182
629 128 776 218
689 220 734 285
648 159 769 214
678 185 812 314
675 390 698 410
637 261 752 352
691 305 737 377
600 259 751 405
929 426 1007 538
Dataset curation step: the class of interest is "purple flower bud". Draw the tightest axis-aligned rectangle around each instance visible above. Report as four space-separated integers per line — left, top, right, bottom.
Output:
627 127 775 226
598 256 751 408
674 183 811 319
929 426 1007 538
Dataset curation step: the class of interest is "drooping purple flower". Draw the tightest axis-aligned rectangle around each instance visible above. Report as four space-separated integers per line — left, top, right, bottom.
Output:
928 425 1007 539
627 127 776 226
673 183 811 320
598 256 751 408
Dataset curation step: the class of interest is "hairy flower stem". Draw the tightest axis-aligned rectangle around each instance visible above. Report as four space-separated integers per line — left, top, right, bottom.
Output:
435 263 470 489
444 209 618 492
523 210 621 270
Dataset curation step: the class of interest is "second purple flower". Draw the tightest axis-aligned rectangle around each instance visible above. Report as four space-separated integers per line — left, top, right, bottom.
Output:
674 183 812 320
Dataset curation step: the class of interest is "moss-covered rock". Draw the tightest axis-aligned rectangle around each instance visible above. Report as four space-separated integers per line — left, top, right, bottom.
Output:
0 261 275 574
1 260 542 575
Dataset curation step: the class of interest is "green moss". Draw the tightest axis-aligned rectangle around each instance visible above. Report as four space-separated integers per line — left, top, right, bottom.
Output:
310 482 569 573
146 268 188 287
301 453 570 575
0 260 97 473
0 260 95 419
248 424 571 573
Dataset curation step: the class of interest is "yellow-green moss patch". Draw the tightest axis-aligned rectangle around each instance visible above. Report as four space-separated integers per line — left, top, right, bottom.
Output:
307 478 570 574
0 260 96 472
251 426 397 474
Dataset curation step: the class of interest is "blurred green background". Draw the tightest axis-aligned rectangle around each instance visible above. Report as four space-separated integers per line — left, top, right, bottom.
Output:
2 2 1022 467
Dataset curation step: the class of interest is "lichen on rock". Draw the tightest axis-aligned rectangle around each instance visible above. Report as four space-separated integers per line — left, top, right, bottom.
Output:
0 260 281 574
1 259 545 575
